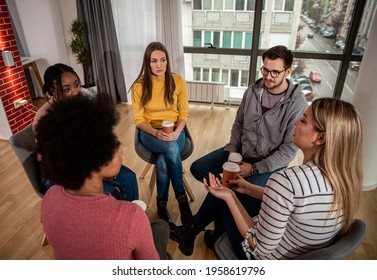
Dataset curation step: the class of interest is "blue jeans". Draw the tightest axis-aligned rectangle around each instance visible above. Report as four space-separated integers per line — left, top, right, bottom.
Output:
42 165 139 201
103 165 139 201
190 146 284 259
140 130 185 199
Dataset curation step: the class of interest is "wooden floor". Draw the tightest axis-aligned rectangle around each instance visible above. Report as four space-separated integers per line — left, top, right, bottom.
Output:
0 101 376 260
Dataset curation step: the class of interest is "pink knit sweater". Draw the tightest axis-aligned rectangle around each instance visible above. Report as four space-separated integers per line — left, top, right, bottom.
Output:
41 186 159 260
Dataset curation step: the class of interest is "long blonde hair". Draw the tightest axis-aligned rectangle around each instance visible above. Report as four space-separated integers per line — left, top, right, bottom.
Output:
311 98 363 234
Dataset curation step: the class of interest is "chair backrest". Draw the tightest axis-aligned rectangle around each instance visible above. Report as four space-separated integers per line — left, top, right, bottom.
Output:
294 219 367 260
9 124 46 198
214 219 367 260
214 233 238 260
134 125 194 164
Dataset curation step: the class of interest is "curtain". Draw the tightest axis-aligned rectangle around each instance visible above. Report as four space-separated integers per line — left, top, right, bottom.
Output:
111 0 156 95
111 0 185 101
155 0 185 77
77 0 127 103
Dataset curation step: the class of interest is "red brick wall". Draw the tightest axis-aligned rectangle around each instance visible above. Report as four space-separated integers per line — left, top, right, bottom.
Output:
0 0 35 134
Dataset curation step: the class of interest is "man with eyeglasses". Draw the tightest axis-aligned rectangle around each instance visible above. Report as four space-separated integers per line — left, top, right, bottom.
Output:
173 45 307 257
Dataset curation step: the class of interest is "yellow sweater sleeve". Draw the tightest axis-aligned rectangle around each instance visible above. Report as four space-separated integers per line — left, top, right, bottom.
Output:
131 74 188 128
131 82 147 127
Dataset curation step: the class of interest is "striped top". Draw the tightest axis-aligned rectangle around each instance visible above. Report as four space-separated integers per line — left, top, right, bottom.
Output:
242 161 343 260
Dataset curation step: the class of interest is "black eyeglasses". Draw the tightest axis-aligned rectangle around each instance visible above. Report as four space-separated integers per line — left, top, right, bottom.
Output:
260 66 287 78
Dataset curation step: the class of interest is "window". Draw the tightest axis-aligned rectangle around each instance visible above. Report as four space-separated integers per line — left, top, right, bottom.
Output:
203 68 210 81
241 70 249 86
223 31 231 48
235 0 245 11
193 0 202 10
245 32 252 49
184 0 372 103
203 0 212 10
222 69 229 85
193 31 202 47
224 0 233 10
212 68 220 82
285 0 294 11
247 0 255 11
274 0 283 11
204 31 211 46
233 31 242 48
193 68 201 81
214 0 223 10
213 32 220 48
230 70 239 86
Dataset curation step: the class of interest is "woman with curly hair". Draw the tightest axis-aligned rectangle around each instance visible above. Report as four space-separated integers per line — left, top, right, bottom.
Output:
36 94 170 259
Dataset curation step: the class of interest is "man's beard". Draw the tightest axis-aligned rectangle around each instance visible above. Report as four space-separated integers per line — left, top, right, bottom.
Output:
264 77 284 91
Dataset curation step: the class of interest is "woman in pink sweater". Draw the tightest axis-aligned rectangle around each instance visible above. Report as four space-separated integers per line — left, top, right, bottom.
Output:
35 94 169 260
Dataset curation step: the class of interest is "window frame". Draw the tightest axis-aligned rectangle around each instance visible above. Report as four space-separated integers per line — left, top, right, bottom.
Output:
185 0 366 99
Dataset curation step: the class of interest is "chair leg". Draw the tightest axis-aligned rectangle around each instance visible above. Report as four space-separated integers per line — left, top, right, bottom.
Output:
41 234 49 247
184 176 195 202
146 166 157 205
140 163 153 179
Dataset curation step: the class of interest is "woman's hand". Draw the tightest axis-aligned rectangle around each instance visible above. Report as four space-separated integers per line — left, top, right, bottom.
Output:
166 130 181 141
203 173 234 202
229 175 251 195
238 162 252 177
154 129 173 141
228 175 264 200
154 129 181 141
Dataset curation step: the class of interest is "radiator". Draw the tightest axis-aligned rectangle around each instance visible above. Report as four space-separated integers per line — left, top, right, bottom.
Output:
186 81 225 106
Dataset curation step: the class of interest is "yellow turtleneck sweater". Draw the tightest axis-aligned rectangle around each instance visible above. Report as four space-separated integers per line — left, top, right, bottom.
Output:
132 74 188 128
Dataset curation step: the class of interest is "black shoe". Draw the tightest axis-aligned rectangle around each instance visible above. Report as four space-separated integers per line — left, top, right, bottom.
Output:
169 221 200 256
177 194 193 225
157 197 172 223
204 230 218 250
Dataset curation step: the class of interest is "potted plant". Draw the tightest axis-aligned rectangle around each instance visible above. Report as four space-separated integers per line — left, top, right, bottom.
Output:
69 18 92 87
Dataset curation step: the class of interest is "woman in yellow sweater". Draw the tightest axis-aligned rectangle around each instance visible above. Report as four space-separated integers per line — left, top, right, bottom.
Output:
131 42 192 225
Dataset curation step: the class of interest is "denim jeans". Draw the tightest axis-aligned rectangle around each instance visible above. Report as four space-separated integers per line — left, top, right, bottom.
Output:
42 165 139 202
190 146 284 259
140 130 185 199
103 165 139 201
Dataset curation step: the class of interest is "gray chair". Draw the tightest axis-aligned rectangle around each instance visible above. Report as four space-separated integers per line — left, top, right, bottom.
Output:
9 124 48 246
134 125 195 205
214 219 367 260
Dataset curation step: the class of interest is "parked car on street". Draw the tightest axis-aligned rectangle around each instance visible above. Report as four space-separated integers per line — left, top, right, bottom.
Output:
302 89 314 104
335 40 344 48
322 30 335 38
307 32 314 38
353 46 365 55
350 62 360 71
309 70 322 82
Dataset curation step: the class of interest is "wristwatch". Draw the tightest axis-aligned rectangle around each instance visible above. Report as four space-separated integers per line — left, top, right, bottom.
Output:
250 163 259 175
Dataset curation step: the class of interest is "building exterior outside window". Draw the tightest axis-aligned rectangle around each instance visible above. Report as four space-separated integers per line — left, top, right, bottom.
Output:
182 0 376 104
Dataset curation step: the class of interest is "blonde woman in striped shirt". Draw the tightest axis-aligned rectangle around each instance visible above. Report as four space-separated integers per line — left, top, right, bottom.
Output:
205 98 362 259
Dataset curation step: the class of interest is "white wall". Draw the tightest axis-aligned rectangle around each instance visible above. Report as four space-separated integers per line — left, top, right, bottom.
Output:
11 0 83 90
353 10 377 191
0 96 12 140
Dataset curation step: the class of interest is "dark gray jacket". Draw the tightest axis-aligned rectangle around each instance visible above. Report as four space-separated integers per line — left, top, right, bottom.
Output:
224 78 307 173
